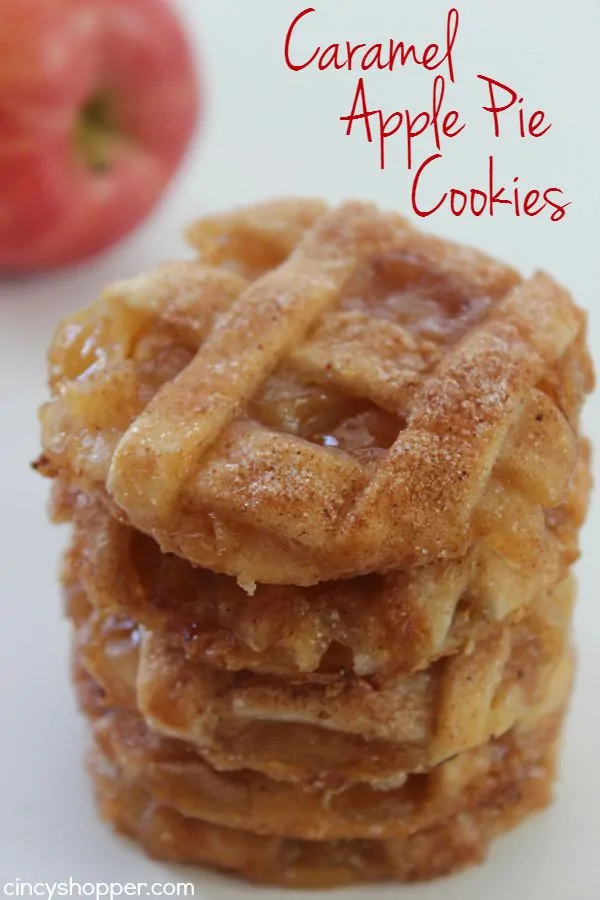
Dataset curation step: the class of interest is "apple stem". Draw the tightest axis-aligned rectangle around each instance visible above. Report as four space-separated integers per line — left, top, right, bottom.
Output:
75 93 116 173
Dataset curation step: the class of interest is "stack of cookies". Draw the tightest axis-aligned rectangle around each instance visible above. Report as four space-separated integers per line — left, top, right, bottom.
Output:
36 200 593 887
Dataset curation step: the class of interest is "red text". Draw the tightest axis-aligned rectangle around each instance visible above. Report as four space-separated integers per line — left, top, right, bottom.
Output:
340 75 465 170
478 75 552 139
411 154 569 221
285 7 459 83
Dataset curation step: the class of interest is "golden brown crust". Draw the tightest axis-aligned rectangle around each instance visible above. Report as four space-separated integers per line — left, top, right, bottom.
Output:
85 694 565 842
185 198 329 279
70 578 574 787
39 200 593 586
87 708 561 887
58 447 588 679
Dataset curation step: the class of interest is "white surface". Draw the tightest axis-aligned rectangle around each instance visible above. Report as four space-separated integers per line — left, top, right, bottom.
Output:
1 1 599 897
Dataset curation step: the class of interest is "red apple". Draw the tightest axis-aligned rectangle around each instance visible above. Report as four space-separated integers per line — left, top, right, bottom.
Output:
0 0 199 271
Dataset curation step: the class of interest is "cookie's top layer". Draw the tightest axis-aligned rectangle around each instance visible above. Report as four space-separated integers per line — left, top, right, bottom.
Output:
40 200 593 586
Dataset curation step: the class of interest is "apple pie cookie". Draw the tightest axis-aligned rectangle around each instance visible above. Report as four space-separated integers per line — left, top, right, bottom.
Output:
59 458 588 679
70 577 573 787
87 703 564 887
36 198 593 887
38 200 592 587
84 676 567 843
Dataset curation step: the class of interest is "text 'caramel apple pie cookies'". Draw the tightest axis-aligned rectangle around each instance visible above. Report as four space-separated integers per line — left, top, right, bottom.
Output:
39 199 593 587
36 198 593 888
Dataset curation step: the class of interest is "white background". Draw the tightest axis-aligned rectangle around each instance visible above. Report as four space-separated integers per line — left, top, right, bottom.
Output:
0 1 598 897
